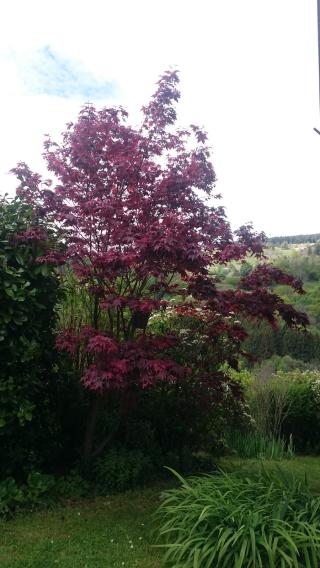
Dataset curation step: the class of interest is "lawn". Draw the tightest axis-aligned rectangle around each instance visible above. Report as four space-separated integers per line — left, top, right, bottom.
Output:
1 458 320 567
0 484 169 568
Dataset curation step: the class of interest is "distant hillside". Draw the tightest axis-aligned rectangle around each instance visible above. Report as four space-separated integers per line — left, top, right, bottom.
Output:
211 240 320 326
268 233 320 245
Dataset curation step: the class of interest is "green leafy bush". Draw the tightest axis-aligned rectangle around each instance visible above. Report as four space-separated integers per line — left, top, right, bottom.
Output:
93 448 155 493
24 471 55 500
0 197 62 477
247 369 320 453
0 197 85 477
280 370 320 453
0 469 92 518
0 477 24 517
54 470 90 497
157 468 320 567
0 472 55 518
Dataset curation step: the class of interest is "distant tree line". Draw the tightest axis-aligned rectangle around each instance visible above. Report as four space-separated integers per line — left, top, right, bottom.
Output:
268 234 320 245
244 322 320 366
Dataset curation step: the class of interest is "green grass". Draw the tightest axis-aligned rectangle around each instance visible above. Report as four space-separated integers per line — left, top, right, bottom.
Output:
0 483 169 568
1 459 320 567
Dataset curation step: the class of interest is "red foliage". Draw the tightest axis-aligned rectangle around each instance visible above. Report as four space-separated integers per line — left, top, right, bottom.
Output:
15 226 48 242
61 330 184 392
240 263 304 294
11 70 309 394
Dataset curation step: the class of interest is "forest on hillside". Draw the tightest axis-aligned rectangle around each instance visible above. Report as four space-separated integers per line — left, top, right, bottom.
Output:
268 234 320 245
211 240 320 372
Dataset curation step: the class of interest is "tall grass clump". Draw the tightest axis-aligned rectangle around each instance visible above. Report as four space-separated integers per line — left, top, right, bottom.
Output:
228 431 294 460
156 468 320 567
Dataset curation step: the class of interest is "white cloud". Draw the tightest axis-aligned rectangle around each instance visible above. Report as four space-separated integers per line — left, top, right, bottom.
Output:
0 0 319 236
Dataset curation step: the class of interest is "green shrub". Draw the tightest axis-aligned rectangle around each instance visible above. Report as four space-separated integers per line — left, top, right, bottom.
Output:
0 477 24 517
93 448 155 493
54 470 90 497
244 369 320 454
0 197 67 477
0 471 55 518
0 197 86 477
0 469 92 518
24 471 55 503
157 468 320 567
280 370 320 453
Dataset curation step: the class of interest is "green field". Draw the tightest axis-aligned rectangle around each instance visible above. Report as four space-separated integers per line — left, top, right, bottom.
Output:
1 458 320 567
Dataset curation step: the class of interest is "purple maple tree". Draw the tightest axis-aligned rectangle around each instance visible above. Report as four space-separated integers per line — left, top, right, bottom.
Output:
12 70 308 458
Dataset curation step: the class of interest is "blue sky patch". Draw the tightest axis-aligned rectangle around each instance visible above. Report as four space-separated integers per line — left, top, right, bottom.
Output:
20 46 116 100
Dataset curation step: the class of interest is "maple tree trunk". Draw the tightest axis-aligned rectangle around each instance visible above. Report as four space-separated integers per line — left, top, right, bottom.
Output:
93 292 99 329
83 390 137 461
83 292 103 461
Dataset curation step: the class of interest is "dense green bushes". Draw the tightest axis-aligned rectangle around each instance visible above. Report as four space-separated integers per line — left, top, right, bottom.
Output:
0 198 59 477
0 198 84 478
0 470 91 518
157 468 320 567
230 368 320 455
280 371 320 453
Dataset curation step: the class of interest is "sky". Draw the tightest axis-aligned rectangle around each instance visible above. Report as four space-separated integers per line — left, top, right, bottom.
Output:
0 0 319 237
